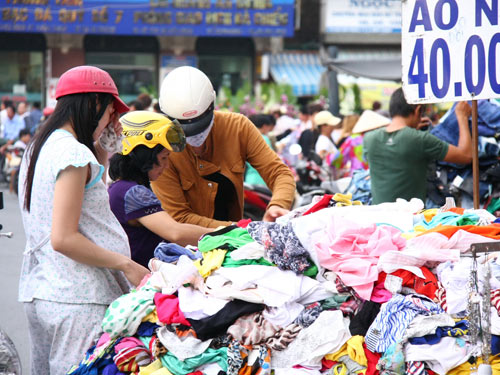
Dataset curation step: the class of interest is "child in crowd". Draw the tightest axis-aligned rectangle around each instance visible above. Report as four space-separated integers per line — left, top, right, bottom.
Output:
108 111 211 267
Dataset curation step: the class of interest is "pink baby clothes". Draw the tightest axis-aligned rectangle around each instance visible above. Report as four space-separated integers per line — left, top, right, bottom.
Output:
370 280 392 303
154 293 191 326
314 216 406 300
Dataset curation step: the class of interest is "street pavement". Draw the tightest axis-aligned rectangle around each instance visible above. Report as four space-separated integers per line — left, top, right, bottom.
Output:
0 186 30 374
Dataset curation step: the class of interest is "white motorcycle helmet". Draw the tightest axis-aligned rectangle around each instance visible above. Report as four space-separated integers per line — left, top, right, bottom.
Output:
159 66 216 137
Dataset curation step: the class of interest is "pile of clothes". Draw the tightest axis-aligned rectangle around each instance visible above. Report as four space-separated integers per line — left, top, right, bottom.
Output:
69 194 500 375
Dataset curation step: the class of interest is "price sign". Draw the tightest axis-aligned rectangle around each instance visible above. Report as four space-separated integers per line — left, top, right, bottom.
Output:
402 0 500 104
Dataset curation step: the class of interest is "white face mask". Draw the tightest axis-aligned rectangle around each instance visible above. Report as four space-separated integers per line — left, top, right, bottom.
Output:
186 115 214 147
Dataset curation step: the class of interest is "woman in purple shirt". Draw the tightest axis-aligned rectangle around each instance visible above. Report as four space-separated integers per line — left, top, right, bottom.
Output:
108 111 210 267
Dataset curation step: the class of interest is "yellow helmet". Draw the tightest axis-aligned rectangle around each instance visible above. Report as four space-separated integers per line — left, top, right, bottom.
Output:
120 111 186 155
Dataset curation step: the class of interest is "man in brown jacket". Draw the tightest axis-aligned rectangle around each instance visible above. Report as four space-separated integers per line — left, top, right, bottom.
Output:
152 66 295 228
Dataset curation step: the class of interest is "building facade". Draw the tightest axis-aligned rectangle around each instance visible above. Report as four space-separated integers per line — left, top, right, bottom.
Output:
0 0 296 106
319 0 402 113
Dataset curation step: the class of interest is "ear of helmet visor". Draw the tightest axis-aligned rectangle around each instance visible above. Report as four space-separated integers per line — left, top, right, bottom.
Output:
120 110 186 155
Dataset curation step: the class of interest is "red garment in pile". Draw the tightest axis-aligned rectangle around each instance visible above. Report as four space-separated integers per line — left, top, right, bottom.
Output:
377 266 439 300
363 342 380 375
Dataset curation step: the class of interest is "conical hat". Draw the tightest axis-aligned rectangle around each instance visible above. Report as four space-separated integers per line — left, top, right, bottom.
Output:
352 110 390 134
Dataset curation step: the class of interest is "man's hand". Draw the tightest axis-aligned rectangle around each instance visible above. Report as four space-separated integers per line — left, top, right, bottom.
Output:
417 116 432 130
263 205 289 222
455 101 472 119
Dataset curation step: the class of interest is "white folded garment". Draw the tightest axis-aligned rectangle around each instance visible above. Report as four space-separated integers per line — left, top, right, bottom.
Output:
271 310 351 369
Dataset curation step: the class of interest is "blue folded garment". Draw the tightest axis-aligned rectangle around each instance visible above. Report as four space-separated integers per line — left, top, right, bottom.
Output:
153 242 202 264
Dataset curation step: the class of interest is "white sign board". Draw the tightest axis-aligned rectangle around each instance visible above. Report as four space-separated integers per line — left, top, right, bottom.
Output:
402 0 500 104
46 78 59 109
324 0 401 34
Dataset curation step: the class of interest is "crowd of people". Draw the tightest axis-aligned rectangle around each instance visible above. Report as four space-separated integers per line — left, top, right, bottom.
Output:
242 88 475 210
7 63 499 375
0 99 54 192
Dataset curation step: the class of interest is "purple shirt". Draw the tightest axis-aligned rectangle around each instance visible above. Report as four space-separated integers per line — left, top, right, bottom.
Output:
108 180 163 267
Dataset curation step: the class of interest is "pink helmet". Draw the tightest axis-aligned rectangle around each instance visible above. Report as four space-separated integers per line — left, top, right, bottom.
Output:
55 65 129 113
42 106 54 117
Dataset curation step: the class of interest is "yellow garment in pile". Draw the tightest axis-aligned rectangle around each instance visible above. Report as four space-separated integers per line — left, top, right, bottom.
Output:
402 209 439 239
422 208 439 223
324 335 367 374
332 193 362 207
194 249 227 277
139 359 173 375
142 309 159 323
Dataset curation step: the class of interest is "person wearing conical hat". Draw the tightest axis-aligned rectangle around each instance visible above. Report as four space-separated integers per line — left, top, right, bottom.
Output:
329 111 389 178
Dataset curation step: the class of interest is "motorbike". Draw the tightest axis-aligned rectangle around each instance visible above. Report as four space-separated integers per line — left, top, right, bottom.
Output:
0 191 22 375
2 146 24 195
290 146 349 207
243 183 272 221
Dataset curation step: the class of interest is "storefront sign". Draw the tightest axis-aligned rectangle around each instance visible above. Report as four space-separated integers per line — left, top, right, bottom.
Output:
0 0 294 37
402 0 500 104
323 0 401 34
159 54 197 83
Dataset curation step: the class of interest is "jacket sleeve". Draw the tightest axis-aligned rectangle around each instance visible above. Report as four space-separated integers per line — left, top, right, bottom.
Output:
150 164 232 229
244 118 296 210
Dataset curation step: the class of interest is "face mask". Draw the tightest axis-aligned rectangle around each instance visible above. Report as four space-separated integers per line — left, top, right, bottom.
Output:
186 115 214 147
98 124 124 153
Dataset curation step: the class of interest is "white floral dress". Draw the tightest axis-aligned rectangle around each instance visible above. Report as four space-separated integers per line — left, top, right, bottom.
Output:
18 129 131 375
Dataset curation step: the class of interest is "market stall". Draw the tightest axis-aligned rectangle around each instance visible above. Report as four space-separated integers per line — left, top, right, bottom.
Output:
67 194 500 375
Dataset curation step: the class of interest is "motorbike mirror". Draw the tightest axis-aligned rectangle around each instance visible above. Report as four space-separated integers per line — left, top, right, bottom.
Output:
289 143 302 156
308 151 324 166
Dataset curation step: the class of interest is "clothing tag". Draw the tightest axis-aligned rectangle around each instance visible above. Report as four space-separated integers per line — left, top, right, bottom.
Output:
384 275 402 294
452 175 464 188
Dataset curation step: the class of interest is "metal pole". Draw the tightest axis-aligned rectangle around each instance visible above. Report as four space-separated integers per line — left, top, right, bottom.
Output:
327 46 339 116
471 99 480 209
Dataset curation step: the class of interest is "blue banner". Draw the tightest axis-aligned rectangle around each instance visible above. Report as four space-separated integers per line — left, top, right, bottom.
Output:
0 0 295 37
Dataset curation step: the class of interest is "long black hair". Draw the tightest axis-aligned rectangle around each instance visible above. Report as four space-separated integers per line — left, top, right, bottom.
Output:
23 92 114 211
108 144 165 188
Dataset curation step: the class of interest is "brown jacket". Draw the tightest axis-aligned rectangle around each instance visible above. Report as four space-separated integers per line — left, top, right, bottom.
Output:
151 111 296 228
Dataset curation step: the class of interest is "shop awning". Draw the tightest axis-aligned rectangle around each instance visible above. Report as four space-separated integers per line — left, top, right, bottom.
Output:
269 53 326 97
319 47 402 81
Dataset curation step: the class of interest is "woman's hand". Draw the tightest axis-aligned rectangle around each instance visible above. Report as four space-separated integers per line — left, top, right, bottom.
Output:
121 258 150 287
96 112 124 155
52 166 150 286
110 111 122 137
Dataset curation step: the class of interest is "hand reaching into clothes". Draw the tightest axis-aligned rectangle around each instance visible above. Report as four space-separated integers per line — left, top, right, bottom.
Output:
263 205 289 222
121 258 150 287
